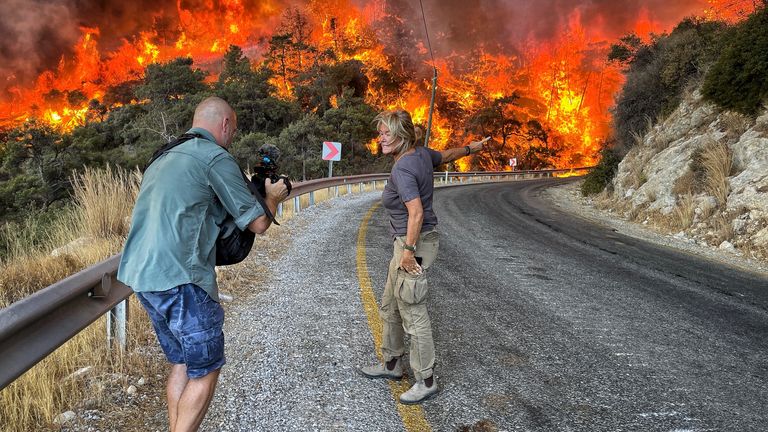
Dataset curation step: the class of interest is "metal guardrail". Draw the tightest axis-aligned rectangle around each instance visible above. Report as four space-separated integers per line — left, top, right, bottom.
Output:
0 167 589 389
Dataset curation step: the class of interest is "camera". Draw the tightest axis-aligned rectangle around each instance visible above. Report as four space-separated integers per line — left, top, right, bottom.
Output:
251 144 292 198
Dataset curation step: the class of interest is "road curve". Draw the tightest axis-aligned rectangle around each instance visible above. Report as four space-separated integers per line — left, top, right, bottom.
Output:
204 178 768 431
395 179 768 431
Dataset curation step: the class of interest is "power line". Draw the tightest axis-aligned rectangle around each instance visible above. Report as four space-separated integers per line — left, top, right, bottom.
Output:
419 0 438 148
419 0 436 66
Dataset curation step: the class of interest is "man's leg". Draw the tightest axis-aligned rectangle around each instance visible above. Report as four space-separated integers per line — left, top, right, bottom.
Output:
173 369 221 432
167 364 189 432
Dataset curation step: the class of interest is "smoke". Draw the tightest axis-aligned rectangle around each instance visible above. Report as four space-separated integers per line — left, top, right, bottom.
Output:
0 0 80 91
0 0 178 94
396 0 709 56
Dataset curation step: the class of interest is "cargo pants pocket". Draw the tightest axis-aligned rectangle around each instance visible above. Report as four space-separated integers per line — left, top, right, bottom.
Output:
395 271 429 305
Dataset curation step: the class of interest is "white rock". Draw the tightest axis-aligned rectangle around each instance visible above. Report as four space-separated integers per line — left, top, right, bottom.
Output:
137 377 146 386
732 218 748 234
219 292 234 303
752 227 768 247
126 385 137 395
67 366 93 381
54 411 76 425
719 241 736 251
51 237 93 257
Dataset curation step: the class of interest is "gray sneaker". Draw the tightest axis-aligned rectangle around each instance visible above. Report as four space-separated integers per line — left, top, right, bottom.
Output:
358 358 404 379
399 377 438 404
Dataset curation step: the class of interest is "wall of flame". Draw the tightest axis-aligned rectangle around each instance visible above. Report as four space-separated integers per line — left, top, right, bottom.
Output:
0 0 758 170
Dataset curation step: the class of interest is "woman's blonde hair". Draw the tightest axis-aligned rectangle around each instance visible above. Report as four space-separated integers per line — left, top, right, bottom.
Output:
373 109 424 156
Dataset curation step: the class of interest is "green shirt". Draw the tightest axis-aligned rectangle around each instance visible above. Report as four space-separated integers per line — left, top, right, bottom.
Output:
117 127 264 302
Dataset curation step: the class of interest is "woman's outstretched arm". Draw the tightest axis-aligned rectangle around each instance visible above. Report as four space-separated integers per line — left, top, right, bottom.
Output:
440 136 490 164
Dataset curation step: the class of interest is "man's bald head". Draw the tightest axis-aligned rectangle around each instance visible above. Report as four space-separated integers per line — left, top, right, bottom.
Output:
192 96 237 148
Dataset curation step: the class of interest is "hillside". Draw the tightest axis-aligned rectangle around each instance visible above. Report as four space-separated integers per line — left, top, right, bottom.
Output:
595 89 768 261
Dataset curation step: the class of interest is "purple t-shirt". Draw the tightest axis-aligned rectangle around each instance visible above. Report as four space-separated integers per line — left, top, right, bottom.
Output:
382 146 443 237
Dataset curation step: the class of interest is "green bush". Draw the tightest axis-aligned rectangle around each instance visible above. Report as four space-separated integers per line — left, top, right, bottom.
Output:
612 19 726 148
702 6 768 115
581 147 621 196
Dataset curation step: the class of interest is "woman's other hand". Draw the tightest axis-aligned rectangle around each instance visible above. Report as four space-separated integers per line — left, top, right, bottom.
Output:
400 251 423 276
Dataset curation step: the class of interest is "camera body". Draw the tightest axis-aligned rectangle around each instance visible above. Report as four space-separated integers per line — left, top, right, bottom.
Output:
250 144 292 198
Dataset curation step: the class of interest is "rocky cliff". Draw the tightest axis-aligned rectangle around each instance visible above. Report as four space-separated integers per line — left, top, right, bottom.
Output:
602 89 768 260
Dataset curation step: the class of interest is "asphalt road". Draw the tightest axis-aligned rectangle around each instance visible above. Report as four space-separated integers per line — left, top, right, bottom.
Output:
361 178 768 431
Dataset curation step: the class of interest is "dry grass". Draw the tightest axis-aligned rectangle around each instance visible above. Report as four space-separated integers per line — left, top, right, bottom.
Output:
70 165 141 240
667 193 697 231
712 213 735 246
719 111 753 139
0 320 110 430
0 301 160 431
700 137 733 208
620 146 652 190
672 169 695 196
0 166 142 431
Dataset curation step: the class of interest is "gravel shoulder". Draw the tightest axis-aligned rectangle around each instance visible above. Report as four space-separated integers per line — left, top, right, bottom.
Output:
543 180 768 278
201 191 402 432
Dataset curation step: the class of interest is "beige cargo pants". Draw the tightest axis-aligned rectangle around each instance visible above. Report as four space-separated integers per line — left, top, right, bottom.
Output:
380 229 439 381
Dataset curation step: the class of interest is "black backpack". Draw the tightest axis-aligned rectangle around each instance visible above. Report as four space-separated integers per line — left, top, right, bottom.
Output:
145 133 269 266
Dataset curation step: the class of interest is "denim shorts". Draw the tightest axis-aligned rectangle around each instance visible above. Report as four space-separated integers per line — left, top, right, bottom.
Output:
136 283 225 378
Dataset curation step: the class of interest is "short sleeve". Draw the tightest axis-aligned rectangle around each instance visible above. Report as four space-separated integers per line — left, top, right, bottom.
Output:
427 147 442 167
208 155 265 230
391 164 421 203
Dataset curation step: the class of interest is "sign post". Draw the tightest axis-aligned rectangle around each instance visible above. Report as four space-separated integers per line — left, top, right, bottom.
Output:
322 141 341 177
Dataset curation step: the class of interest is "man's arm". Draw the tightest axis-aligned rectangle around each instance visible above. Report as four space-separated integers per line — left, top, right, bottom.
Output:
248 179 288 234
440 136 490 164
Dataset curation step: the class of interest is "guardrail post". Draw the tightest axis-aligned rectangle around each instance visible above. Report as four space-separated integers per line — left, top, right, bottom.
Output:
334 186 339 198
294 196 301 214
309 191 315 207
107 299 129 353
359 182 364 193
347 184 352 195
373 180 377 190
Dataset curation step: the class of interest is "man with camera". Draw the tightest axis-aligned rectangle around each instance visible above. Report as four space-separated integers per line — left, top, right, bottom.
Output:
118 96 289 432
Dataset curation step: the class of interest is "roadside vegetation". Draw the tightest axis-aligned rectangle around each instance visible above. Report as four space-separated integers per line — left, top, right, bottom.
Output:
0 167 152 430
583 3 768 196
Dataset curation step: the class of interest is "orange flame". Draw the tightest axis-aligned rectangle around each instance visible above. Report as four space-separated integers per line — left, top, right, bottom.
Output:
0 0 757 170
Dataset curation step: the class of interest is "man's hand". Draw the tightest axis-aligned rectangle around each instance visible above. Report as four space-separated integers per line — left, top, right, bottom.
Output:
469 136 490 154
265 177 289 202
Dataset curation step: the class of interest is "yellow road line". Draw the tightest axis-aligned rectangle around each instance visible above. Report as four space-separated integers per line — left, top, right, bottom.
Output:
356 202 432 432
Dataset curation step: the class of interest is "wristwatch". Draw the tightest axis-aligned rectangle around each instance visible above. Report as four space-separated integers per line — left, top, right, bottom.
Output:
403 244 416 252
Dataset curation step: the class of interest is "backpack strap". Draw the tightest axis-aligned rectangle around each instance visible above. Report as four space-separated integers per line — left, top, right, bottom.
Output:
145 131 279 225
145 132 205 170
